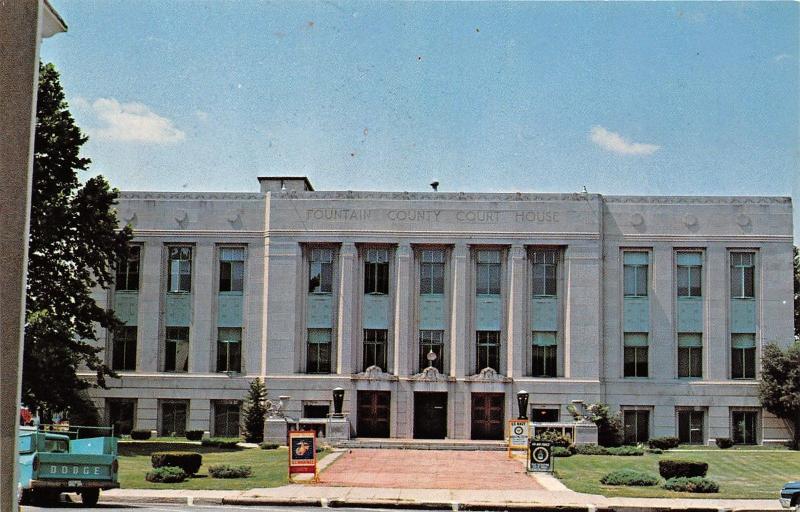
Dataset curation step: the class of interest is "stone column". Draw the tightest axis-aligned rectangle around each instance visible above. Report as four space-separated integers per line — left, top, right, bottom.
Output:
337 243 357 374
705 244 728 381
393 243 412 376
450 244 469 377
190 242 214 373
650 244 675 380
138 241 163 372
506 245 526 378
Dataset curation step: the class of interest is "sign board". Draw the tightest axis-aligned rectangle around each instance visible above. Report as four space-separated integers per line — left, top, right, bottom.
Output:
288 430 317 480
528 440 553 472
508 419 529 450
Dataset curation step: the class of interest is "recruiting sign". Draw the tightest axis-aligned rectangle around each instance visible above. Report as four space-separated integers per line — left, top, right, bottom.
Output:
528 440 553 472
508 419 530 450
288 430 317 480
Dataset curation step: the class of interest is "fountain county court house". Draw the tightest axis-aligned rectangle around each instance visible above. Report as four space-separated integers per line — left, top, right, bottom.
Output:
85 176 795 445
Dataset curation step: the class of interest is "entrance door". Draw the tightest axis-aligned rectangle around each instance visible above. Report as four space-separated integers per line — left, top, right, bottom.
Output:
471 393 504 440
414 392 447 439
357 391 390 438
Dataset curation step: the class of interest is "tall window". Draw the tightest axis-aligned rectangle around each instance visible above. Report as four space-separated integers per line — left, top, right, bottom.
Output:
307 328 332 374
107 399 136 436
219 247 245 292
164 326 189 372
531 331 557 377
677 252 702 297
420 249 445 294
216 327 241 373
419 330 444 373
531 250 558 296
363 328 388 370
309 248 333 294
364 248 389 294
731 334 756 379
678 334 703 378
214 401 240 437
731 410 758 445
160 401 187 436
678 410 704 445
167 246 192 293
115 246 140 291
623 409 650 444
476 330 500 372
112 326 137 371
476 250 501 295
730 252 755 298
624 333 648 377
623 252 648 297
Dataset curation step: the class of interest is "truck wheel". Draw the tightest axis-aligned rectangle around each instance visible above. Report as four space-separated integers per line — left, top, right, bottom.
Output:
81 489 100 507
34 490 60 506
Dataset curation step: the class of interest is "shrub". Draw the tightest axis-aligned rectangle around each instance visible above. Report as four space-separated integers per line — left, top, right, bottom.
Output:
648 437 680 450
574 444 609 455
647 448 663 455
551 446 574 457
242 379 267 443
259 442 280 450
185 430 204 441
532 430 573 448
600 469 660 486
715 437 733 449
130 429 152 441
663 477 719 493
201 438 240 449
145 466 187 483
208 464 252 479
606 446 644 456
658 459 708 479
151 451 203 475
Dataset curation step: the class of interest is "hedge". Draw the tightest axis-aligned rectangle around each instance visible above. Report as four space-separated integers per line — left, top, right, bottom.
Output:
574 444 609 455
658 459 708 479
551 446 575 457
259 442 280 450
151 451 203 475
600 469 660 487
715 437 733 449
145 466 187 483
532 430 573 448
185 430 204 441
201 438 240 449
130 429 152 441
648 437 680 450
663 476 719 493
605 446 644 456
208 464 252 479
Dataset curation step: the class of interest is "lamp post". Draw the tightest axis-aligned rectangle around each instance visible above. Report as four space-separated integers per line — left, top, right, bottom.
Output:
332 387 344 416
517 390 529 420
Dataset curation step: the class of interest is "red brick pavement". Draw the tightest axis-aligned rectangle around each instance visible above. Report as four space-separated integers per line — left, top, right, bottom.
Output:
319 449 543 490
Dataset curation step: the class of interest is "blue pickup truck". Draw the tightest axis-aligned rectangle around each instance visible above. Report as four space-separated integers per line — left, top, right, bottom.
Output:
17 425 120 506
781 481 800 511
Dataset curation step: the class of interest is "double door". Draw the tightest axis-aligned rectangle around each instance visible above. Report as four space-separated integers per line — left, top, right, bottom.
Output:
471 393 504 440
357 391 390 438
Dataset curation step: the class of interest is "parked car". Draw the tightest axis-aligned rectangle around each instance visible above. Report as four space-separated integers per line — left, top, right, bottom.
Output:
780 481 800 510
17 425 120 506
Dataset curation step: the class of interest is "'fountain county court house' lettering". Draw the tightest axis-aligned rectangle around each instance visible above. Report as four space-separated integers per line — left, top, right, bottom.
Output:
305 208 559 224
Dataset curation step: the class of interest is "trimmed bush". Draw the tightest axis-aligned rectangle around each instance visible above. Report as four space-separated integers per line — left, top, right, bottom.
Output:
551 446 575 457
201 438 240 449
663 476 719 493
532 430 573 448
208 464 252 479
600 469 660 486
145 466 187 483
605 446 644 456
130 429 152 441
574 444 609 455
647 448 663 455
658 459 708 479
185 430 204 441
151 451 203 475
648 437 680 450
259 442 280 450
715 437 733 449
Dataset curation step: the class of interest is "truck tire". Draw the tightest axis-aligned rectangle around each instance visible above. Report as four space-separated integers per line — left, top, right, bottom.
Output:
34 489 60 506
81 488 100 507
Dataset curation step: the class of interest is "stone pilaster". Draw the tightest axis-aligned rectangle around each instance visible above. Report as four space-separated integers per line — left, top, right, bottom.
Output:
506 245 526 378
337 243 357 374
138 241 162 372
650 244 675 380
450 243 469 377
705 244 728 381
190 241 214 373
393 243 412 376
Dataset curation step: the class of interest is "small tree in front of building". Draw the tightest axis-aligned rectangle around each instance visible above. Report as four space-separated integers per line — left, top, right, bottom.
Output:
567 402 624 447
241 378 267 443
759 341 800 450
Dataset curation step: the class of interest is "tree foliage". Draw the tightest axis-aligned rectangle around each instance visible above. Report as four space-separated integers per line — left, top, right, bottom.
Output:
759 342 800 449
567 402 624 447
241 379 267 443
22 63 131 420
794 246 799 340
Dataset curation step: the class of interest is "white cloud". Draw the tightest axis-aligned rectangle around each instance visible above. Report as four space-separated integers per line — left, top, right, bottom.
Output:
773 53 792 63
88 98 185 144
589 125 660 156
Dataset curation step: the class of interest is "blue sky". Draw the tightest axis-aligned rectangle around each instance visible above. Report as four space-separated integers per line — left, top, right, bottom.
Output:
42 1 798 239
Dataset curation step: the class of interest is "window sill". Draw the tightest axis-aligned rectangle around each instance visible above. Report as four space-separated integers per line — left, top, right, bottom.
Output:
166 291 191 295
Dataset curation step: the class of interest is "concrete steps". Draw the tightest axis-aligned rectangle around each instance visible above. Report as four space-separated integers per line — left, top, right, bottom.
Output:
335 438 507 451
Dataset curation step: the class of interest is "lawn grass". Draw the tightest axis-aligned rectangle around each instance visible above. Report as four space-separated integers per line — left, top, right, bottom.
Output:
554 449 800 499
119 446 328 490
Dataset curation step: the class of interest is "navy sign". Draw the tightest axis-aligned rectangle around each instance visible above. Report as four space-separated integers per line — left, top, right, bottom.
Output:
528 441 553 472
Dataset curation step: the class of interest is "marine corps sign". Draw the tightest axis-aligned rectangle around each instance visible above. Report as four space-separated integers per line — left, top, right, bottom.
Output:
288 430 318 481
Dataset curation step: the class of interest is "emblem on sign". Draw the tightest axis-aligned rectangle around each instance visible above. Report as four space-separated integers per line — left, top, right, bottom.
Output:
528 441 553 472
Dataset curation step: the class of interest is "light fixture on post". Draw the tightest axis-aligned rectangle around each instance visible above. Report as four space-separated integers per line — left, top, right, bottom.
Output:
517 390 529 420
332 387 344 416
426 349 437 368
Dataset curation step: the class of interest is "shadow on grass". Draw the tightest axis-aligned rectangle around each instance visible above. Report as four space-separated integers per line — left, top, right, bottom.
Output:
119 441 243 456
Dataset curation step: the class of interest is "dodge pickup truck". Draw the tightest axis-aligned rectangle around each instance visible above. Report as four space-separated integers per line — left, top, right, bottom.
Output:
17 425 120 506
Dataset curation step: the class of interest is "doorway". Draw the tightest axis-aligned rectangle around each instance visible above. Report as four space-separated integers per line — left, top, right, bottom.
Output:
356 391 390 438
471 393 504 440
413 392 447 439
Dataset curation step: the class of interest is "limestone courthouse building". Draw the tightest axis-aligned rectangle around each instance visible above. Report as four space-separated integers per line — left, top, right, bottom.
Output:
86 176 795 445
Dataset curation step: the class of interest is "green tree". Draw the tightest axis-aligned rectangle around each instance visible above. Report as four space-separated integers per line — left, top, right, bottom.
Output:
22 63 131 422
759 342 800 449
794 246 799 339
567 402 624 447
241 379 267 443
